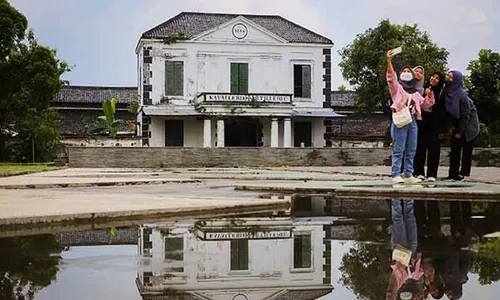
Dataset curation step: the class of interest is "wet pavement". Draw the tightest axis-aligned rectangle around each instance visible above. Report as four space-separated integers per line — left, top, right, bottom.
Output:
0 195 499 300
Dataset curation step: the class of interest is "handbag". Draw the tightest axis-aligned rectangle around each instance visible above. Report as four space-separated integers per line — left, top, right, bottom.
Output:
392 94 413 128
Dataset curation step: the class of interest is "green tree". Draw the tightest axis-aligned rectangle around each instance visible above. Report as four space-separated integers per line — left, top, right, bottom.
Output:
0 0 68 161
339 242 391 299
337 85 348 92
467 49 500 147
0 234 63 300
339 19 448 115
92 96 126 138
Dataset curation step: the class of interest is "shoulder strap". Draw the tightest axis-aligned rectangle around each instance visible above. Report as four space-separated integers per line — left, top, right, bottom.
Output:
407 94 412 106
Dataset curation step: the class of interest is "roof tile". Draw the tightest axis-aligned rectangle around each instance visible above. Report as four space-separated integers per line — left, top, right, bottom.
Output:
142 12 332 44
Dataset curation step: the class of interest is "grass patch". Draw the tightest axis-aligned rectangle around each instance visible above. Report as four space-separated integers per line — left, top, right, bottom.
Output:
0 163 64 177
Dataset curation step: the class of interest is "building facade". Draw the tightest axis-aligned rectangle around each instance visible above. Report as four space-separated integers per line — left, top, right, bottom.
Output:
136 12 342 148
330 91 389 147
136 216 333 299
52 85 137 140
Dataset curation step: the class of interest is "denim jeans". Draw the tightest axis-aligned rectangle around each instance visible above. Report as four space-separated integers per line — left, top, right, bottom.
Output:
391 200 418 255
391 117 418 178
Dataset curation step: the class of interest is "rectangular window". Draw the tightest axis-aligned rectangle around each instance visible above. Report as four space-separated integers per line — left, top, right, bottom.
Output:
293 233 312 269
230 239 249 270
165 237 184 272
165 61 184 96
230 63 249 94
142 228 152 257
293 65 311 98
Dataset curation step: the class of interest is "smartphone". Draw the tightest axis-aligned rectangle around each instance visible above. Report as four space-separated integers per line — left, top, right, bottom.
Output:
391 46 402 56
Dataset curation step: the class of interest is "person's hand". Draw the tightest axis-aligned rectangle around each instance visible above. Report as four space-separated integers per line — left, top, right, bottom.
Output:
387 50 393 61
448 127 455 136
455 132 462 139
425 88 432 96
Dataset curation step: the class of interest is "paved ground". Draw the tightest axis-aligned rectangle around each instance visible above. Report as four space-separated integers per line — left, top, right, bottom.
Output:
0 166 498 231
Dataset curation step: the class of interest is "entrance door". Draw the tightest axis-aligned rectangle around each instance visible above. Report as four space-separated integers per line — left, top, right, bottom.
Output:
294 121 312 147
225 118 259 147
165 120 184 146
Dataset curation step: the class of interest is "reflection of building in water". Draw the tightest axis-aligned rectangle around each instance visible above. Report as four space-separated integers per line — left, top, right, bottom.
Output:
137 217 333 299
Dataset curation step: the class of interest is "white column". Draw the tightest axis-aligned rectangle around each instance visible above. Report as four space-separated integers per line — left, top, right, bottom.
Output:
283 118 292 148
216 119 225 147
271 118 279 147
203 118 211 148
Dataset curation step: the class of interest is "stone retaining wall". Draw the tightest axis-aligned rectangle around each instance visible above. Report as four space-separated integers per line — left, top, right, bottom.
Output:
66 147 500 168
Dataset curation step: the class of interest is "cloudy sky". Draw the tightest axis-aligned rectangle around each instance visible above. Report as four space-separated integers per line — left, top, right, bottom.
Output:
9 0 499 89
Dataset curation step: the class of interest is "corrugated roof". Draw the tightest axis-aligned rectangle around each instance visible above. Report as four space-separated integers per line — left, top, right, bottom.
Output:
142 12 332 44
53 85 137 104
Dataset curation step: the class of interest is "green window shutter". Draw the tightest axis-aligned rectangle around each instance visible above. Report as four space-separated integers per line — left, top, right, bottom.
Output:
238 63 248 94
165 61 183 96
230 63 239 93
165 61 175 95
173 61 184 96
302 65 311 98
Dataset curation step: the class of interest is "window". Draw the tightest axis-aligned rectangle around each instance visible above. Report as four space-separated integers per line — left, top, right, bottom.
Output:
165 237 184 272
142 228 152 257
230 239 249 270
293 65 311 98
230 63 248 94
165 61 184 96
293 233 312 269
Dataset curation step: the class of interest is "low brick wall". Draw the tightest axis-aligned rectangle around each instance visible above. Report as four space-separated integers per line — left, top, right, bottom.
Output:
67 147 500 168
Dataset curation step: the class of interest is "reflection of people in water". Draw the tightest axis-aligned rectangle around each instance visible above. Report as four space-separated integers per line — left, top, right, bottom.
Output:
386 199 424 299
415 200 441 237
387 200 477 299
390 200 418 254
419 201 475 300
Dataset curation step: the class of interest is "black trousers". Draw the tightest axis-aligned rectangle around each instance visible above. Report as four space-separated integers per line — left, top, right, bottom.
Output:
414 112 441 178
450 201 472 236
449 136 475 178
415 200 441 231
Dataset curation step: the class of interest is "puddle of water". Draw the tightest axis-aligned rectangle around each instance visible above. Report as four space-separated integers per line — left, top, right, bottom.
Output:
0 196 499 300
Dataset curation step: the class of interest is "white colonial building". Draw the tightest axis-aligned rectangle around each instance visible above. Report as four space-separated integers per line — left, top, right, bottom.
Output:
136 12 342 148
136 217 333 300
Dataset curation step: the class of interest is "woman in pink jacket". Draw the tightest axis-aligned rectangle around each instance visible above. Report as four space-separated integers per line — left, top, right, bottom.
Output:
387 50 435 184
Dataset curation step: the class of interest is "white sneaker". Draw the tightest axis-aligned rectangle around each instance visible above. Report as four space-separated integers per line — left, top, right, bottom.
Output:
392 176 404 184
404 177 422 184
426 177 436 182
417 175 425 180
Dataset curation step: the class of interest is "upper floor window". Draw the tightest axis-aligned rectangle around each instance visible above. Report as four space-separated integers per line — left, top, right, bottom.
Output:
230 239 249 270
230 63 248 94
294 65 311 98
165 61 184 96
164 237 184 272
293 233 312 269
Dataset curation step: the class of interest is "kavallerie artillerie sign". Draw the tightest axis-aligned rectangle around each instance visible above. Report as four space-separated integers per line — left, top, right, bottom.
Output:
202 93 292 104
200 230 292 240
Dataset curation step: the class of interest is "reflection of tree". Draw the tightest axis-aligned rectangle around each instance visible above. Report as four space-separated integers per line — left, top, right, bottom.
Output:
0 235 62 300
339 242 391 299
471 238 500 285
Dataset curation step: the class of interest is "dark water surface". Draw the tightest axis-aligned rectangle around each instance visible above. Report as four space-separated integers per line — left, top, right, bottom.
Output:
1 196 499 300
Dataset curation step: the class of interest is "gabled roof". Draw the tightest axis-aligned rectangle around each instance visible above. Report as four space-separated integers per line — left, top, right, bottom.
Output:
141 12 332 44
53 85 137 105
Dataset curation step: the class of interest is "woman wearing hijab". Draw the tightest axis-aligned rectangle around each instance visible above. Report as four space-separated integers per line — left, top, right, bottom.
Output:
413 66 425 95
387 50 435 184
414 72 446 182
443 70 480 181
